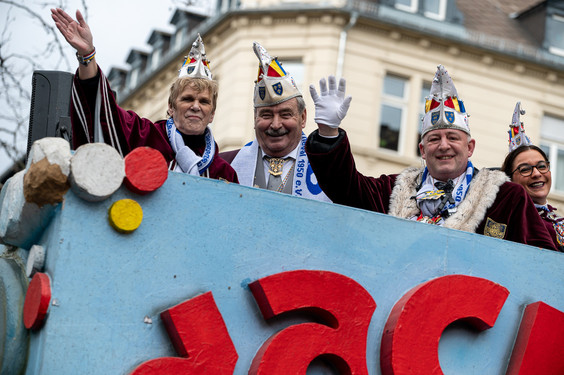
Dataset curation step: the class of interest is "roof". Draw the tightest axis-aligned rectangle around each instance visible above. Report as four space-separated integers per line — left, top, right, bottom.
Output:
458 0 542 47
491 0 545 15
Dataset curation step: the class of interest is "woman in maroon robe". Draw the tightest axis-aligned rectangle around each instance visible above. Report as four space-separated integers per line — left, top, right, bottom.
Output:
502 145 563 252
51 8 238 182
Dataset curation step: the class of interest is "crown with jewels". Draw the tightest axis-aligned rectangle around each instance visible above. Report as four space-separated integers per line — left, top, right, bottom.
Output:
422 65 470 137
508 101 532 152
178 34 212 80
253 42 301 108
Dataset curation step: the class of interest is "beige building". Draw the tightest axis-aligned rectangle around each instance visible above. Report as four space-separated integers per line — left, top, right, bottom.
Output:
111 0 564 210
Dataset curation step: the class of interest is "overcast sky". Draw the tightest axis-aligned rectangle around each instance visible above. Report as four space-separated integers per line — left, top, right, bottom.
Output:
0 0 186 174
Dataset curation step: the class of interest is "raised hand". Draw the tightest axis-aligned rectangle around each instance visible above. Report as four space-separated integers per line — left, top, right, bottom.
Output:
51 8 94 56
309 75 352 129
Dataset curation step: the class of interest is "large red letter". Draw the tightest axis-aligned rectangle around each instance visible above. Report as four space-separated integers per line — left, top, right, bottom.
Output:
506 301 564 375
248 270 376 374
131 291 238 374
380 275 509 375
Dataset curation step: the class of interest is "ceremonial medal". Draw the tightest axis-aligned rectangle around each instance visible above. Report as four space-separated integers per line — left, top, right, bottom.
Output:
267 158 284 176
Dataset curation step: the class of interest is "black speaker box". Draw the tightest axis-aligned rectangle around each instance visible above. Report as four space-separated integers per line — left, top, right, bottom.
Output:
27 70 74 157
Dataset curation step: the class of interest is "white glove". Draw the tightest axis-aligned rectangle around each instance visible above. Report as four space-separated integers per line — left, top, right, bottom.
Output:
309 75 352 129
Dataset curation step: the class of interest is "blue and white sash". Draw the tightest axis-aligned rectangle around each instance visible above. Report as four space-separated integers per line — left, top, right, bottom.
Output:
166 117 215 175
231 133 331 202
413 161 474 224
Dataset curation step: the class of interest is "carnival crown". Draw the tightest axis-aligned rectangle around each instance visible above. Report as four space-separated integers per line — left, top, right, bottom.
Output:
178 34 212 80
253 42 301 108
422 65 470 137
508 101 532 152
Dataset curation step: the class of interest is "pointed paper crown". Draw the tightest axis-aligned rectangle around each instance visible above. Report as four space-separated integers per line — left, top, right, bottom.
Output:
421 65 470 137
253 42 301 108
178 34 212 80
508 101 532 152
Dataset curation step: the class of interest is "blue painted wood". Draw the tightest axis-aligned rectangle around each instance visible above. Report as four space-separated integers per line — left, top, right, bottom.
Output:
0 248 29 375
2 171 563 374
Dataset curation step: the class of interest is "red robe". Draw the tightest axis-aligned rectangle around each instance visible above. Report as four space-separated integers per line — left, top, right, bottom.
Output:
70 68 238 183
306 130 557 251
540 206 564 252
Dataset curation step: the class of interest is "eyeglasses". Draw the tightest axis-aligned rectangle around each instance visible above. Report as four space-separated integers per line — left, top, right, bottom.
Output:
511 161 550 177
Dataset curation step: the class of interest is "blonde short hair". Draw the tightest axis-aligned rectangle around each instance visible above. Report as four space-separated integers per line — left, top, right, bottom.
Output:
168 77 219 112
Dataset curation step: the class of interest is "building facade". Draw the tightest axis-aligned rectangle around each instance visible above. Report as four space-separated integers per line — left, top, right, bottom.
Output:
111 0 564 209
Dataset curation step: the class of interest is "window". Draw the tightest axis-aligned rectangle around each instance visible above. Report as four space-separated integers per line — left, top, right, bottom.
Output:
540 114 564 192
423 0 447 20
279 60 304 92
174 29 184 52
395 0 417 13
379 74 409 152
151 49 161 71
128 68 139 90
416 82 432 155
546 13 564 57
394 0 447 20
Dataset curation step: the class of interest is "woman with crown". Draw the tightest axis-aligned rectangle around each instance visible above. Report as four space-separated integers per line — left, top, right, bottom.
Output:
50 8 238 182
501 102 563 251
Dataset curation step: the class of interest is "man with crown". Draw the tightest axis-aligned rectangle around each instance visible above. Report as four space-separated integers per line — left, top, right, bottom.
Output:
501 102 563 251
51 8 237 182
305 65 556 250
220 43 331 201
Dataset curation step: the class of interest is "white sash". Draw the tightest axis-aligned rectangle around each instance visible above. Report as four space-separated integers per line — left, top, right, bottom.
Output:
166 118 215 175
231 133 331 202
412 161 474 224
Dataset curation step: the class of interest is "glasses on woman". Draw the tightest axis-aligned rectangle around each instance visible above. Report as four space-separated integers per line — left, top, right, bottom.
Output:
512 161 550 177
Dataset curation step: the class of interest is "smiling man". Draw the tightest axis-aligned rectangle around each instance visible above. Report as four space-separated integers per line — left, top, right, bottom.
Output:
52 8 237 182
220 42 330 201
305 65 556 250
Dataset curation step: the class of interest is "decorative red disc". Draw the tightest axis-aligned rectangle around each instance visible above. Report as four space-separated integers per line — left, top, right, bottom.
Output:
124 147 168 195
23 272 51 330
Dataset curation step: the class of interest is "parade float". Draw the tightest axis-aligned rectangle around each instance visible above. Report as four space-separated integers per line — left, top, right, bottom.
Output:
1 137 563 375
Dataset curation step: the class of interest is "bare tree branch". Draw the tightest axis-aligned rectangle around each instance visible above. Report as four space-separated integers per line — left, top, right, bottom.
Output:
0 0 74 172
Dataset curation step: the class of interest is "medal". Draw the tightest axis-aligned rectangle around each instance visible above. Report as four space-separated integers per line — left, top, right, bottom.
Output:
267 157 284 176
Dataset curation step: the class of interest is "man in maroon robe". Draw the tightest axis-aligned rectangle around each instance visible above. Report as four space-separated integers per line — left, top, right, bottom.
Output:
51 8 237 182
305 67 556 251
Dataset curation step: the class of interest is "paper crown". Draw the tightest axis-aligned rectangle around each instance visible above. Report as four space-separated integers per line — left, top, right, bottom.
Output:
421 65 470 137
508 101 532 152
178 34 212 80
253 42 301 108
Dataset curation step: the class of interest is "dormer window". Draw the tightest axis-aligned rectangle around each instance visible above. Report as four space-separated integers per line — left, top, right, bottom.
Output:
395 0 418 13
151 49 161 70
546 12 564 57
129 68 139 90
423 0 447 20
394 0 447 21
174 28 184 52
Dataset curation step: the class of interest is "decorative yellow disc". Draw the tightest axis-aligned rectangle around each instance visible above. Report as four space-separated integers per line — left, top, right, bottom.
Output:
108 199 143 233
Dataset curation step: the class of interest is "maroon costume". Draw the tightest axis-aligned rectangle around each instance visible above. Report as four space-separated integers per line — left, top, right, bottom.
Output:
539 206 564 252
70 67 238 183
306 130 556 251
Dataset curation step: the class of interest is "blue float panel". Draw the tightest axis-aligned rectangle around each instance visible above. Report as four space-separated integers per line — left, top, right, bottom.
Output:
1 171 563 374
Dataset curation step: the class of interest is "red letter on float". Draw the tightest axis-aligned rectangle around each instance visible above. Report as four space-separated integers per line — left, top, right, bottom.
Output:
506 301 564 375
248 270 376 374
130 291 238 374
380 275 509 375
